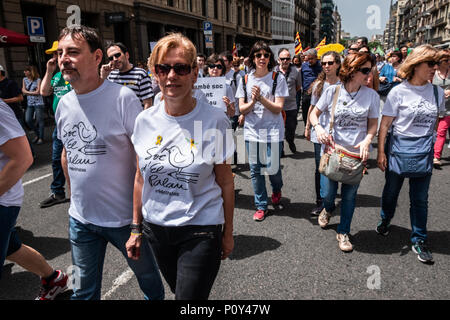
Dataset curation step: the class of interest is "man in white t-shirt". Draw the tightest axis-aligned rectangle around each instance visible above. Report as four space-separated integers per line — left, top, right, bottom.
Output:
55 25 163 300
0 100 68 300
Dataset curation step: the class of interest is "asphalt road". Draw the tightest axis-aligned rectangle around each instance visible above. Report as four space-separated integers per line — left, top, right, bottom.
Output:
1 121 449 301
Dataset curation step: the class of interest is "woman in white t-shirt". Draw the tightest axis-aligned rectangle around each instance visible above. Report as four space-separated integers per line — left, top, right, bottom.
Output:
305 51 341 216
235 41 289 222
376 45 445 264
127 33 235 300
310 52 379 252
205 54 236 117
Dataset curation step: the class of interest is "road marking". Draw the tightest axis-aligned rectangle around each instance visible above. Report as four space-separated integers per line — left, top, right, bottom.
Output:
22 173 53 186
102 268 134 300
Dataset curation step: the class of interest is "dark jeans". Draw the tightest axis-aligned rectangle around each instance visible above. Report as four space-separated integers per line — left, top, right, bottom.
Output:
380 170 431 244
51 127 65 195
301 92 312 126
25 105 45 139
143 222 222 300
0 205 22 279
284 109 298 144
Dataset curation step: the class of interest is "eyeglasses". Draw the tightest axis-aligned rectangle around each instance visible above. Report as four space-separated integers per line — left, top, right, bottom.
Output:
357 67 372 75
279 57 291 61
107 52 122 61
321 61 335 66
208 64 223 69
154 63 192 76
255 53 270 59
425 61 438 67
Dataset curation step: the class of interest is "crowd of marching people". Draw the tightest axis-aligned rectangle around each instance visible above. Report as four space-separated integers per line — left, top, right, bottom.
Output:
1 25 449 301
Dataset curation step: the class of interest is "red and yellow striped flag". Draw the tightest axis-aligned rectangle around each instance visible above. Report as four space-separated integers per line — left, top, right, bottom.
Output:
315 37 326 51
232 43 238 57
294 32 302 55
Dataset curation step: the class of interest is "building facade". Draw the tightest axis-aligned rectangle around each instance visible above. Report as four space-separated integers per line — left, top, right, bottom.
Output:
272 0 295 44
0 0 272 83
384 0 450 50
320 0 336 43
293 0 318 48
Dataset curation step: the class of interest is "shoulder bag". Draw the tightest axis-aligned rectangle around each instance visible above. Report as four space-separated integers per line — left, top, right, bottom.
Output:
387 85 439 177
318 84 366 185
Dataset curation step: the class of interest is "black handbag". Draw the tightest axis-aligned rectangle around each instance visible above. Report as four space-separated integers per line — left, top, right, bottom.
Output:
378 81 395 97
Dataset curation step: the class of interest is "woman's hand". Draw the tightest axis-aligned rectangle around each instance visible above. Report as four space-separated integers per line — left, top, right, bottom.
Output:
379 76 387 83
223 96 235 117
251 85 261 102
221 232 234 260
238 114 245 127
304 125 311 141
354 138 371 162
315 125 329 145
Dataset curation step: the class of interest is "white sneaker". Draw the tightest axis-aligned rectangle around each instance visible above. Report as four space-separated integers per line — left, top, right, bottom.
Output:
318 208 331 228
336 233 353 252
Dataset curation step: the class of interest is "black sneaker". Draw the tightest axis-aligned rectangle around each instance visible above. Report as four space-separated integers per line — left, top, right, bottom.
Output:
412 241 433 263
40 193 67 208
310 201 323 216
375 219 390 236
288 141 297 154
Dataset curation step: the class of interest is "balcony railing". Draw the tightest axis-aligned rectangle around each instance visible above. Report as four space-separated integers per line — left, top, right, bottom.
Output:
434 17 447 27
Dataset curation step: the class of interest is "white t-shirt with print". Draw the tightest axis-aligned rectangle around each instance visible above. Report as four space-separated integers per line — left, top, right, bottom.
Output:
382 81 445 137
0 101 25 207
132 100 235 227
310 80 341 144
316 84 380 153
235 70 289 142
55 80 142 228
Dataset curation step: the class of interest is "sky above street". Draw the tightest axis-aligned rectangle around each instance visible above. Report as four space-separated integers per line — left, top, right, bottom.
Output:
334 0 391 39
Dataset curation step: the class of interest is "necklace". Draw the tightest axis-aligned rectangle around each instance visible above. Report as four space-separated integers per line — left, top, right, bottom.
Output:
343 85 361 105
437 69 448 85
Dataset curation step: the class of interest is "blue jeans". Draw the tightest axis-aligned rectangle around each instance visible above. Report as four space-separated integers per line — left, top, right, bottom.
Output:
322 177 360 234
380 170 431 244
25 104 45 139
69 216 164 300
0 206 22 279
245 141 283 210
51 127 65 195
143 222 222 300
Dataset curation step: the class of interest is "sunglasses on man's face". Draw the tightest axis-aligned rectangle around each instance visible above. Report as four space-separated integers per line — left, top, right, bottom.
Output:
279 57 291 61
154 63 192 76
358 67 372 75
425 61 438 67
208 64 223 69
255 53 270 59
321 61 335 66
108 52 122 61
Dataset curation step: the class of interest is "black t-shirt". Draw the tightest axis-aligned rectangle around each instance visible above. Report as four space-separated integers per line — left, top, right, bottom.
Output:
0 77 22 116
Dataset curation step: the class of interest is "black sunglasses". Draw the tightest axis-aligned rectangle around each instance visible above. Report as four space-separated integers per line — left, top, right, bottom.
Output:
255 53 270 59
154 63 192 76
108 52 122 61
358 67 372 75
279 57 291 61
426 61 438 67
208 64 223 69
321 61 335 66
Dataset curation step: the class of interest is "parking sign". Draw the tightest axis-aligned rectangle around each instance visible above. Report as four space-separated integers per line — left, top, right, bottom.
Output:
27 16 45 43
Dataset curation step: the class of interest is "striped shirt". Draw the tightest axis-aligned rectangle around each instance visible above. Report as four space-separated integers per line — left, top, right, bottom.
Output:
107 66 154 105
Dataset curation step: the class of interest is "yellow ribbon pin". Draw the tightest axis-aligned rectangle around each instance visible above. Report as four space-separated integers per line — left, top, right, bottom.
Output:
186 138 197 149
156 135 163 145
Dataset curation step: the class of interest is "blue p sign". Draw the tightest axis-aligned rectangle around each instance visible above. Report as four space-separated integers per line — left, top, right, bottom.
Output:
203 21 212 31
27 17 45 36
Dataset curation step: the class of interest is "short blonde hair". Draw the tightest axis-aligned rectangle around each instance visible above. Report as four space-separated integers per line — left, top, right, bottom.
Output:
397 45 438 80
148 33 197 72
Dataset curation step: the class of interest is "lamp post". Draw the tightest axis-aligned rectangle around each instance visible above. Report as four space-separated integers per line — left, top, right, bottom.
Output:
281 4 287 44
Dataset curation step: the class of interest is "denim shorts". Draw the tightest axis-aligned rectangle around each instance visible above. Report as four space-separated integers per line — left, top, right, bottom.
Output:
0 205 22 278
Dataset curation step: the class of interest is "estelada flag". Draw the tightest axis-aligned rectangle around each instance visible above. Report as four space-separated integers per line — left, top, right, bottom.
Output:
294 32 302 55
315 37 326 51
232 43 238 57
